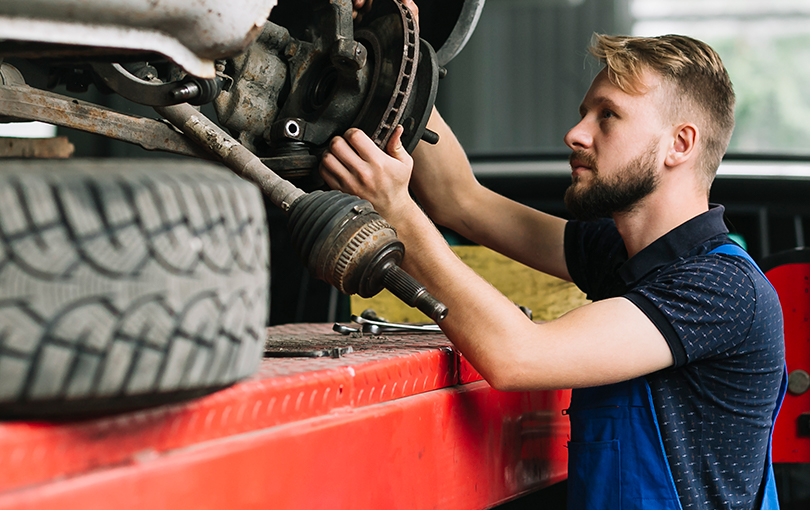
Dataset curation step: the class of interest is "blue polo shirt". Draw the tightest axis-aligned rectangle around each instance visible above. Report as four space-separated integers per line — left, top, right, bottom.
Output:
564 205 785 509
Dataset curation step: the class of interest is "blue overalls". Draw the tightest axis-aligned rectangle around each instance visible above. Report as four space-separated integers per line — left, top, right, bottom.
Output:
566 243 787 510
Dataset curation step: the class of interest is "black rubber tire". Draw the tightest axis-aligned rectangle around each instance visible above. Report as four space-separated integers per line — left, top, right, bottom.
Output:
0 159 269 418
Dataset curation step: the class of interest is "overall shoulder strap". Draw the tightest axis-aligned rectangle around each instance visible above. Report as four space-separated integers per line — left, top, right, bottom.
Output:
709 242 754 262
710 242 786 509
709 243 769 282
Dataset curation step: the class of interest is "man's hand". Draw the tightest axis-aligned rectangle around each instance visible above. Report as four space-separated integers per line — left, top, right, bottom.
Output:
353 0 419 23
352 0 372 20
319 126 416 221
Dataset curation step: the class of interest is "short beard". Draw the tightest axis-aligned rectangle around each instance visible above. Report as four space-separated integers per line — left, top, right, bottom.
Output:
564 143 660 222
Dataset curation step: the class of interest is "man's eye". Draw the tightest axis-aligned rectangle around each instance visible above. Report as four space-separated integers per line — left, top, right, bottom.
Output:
602 110 616 119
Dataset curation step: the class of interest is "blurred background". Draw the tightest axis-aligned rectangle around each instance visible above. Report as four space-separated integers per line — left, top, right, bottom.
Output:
436 0 810 272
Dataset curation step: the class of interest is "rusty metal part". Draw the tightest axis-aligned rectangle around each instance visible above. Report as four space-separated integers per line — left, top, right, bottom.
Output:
0 0 277 78
262 0 374 153
259 153 319 180
90 63 221 107
0 84 212 158
349 0 438 152
355 0 419 149
288 190 401 295
323 0 368 74
213 21 291 153
214 0 437 180
399 38 439 153
155 102 305 212
0 136 75 159
286 189 448 322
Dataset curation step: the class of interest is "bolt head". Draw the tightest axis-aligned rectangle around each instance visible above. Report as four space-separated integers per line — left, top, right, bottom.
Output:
788 369 810 395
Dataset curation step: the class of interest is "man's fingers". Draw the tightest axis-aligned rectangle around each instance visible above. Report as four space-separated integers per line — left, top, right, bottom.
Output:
343 128 386 162
401 0 419 24
385 125 408 162
320 133 382 195
319 164 343 191
329 132 372 173
319 151 349 190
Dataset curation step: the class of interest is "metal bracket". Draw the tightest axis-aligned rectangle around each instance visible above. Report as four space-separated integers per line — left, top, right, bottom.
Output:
0 84 212 159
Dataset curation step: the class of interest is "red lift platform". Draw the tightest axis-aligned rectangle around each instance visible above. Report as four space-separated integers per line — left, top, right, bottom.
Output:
0 323 570 510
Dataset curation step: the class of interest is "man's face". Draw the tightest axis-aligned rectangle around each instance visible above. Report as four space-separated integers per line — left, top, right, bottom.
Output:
564 141 659 221
563 68 667 221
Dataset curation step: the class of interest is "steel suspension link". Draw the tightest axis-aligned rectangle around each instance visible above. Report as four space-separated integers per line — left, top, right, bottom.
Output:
0 84 211 159
155 103 305 212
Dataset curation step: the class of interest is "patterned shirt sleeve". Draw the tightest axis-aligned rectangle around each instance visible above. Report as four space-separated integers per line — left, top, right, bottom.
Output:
626 254 758 366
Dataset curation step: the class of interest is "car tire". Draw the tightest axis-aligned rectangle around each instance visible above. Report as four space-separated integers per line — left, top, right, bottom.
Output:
0 159 269 418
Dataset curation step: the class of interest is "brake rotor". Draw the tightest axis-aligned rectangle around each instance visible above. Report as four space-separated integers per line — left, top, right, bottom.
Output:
352 0 438 152
272 0 438 151
223 0 439 182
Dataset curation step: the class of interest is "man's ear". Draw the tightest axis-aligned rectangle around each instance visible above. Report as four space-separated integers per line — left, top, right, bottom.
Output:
665 123 697 167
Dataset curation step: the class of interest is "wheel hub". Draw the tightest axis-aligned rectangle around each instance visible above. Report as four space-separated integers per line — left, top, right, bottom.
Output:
214 0 439 182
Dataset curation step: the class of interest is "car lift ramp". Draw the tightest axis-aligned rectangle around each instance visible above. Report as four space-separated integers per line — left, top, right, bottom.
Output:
0 323 570 510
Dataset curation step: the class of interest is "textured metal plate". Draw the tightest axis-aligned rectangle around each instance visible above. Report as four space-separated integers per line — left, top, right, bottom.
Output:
0 323 570 508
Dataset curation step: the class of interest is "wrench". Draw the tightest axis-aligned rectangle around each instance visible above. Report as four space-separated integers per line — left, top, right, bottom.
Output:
333 323 384 335
351 314 441 332
332 316 441 336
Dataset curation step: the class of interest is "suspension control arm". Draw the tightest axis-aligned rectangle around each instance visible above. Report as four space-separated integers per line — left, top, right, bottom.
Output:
155 103 448 322
0 84 211 159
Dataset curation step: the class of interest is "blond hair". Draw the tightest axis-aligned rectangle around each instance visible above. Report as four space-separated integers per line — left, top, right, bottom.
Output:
589 34 735 191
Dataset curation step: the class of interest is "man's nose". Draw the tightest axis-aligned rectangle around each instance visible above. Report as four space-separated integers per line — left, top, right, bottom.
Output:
564 119 592 150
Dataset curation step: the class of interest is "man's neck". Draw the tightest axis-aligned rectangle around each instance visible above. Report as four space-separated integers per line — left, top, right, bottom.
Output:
613 191 709 258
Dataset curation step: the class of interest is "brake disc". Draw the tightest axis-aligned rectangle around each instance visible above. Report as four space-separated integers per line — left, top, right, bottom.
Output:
222 0 439 181
352 0 438 152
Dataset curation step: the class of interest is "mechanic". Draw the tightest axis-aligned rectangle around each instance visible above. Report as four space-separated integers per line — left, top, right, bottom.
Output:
320 32 786 510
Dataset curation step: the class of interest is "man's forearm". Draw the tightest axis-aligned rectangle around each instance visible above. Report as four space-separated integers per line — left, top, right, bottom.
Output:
409 108 570 281
387 200 542 388
374 198 673 393
410 108 481 228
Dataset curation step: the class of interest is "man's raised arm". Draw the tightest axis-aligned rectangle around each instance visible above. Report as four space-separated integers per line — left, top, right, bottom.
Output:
409 108 570 281
319 126 674 391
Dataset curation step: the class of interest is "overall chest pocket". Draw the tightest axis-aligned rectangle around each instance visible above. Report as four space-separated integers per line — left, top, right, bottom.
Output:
567 403 628 443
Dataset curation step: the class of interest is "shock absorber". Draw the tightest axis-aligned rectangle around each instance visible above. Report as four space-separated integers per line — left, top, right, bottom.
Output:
156 103 447 322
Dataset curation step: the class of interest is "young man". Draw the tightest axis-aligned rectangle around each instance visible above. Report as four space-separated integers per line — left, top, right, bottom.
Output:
320 34 785 509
